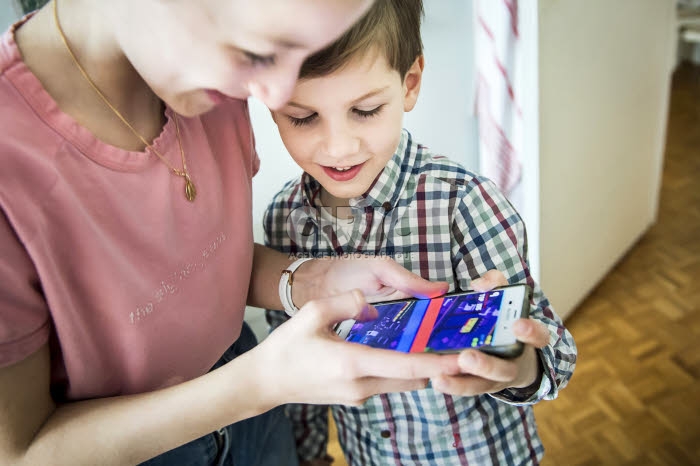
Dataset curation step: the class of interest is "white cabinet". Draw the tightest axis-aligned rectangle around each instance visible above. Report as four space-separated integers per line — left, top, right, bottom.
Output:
537 0 676 319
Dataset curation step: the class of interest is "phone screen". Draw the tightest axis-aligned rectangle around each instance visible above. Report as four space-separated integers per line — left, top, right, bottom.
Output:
336 286 528 355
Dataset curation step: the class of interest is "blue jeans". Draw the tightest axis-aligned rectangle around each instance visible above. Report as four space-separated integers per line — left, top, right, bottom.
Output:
140 323 299 466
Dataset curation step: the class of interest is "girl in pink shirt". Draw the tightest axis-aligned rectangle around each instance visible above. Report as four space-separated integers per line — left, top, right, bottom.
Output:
0 1 551 465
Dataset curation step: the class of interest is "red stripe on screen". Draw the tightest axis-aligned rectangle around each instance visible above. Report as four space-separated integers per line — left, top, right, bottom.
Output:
409 298 443 353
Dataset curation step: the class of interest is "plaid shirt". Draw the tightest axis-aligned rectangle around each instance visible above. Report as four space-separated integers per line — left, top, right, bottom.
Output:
264 130 576 466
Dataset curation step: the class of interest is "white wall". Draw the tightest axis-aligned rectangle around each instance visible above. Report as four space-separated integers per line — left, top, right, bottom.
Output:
1 1 20 31
245 1 477 340
511 0 542 281
538 0 676 320
403 0 477 169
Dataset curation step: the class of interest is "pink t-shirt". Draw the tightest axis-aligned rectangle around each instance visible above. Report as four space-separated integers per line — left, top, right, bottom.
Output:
0 17 259 401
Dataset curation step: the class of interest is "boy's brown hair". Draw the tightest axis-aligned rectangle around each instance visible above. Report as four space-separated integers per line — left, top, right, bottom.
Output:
299 0 424 80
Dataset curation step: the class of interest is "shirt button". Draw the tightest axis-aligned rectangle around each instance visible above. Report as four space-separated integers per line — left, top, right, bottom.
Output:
380 430 391 439
382 202 392 211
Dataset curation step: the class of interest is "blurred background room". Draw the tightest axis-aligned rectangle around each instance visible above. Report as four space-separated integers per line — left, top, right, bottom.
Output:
3 0 697 464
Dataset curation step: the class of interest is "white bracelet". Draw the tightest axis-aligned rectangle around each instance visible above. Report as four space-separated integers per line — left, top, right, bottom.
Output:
278 257 314 316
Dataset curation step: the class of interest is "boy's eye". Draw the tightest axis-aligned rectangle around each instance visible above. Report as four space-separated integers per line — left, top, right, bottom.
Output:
285 105 383 128
353 105 384 119
243 51 276 67
288 113 318 127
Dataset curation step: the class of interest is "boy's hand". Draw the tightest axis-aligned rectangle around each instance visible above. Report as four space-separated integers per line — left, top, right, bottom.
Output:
430 270 551 396
430 320 549 396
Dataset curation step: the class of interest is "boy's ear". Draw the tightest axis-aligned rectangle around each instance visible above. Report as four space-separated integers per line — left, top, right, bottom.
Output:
403 55 425 112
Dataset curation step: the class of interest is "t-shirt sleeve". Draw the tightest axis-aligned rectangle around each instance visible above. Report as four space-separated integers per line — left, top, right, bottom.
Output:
0 209 50 368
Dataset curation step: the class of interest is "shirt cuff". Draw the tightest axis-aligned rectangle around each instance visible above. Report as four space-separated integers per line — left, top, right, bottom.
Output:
490 350 551 405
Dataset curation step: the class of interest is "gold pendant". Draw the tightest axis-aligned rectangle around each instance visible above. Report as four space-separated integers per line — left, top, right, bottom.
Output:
184 175 197 202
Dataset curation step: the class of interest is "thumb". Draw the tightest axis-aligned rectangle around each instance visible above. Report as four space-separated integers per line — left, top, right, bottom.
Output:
300 289 378 326
470 270 508 291
512 319 550 348
373 260 449 299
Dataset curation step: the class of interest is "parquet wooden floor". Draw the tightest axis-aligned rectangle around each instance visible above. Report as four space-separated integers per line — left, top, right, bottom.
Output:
327 64 700 466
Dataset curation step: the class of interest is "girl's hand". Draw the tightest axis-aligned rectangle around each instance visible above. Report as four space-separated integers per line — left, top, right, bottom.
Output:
243 289 461 409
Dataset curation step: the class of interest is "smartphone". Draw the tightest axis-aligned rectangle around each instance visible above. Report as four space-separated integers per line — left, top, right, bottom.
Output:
335 284 530 358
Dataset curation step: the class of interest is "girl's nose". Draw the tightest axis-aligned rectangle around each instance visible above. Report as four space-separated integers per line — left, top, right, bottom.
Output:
247 65 300 110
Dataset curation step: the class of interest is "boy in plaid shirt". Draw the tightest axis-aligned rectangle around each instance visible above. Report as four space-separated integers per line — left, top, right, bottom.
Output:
264 1 576 464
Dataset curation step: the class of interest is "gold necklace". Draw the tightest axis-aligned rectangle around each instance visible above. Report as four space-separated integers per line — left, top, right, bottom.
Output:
52 0 197 202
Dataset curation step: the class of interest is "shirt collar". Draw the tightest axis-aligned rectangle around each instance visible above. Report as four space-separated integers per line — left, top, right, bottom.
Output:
300 129 418 211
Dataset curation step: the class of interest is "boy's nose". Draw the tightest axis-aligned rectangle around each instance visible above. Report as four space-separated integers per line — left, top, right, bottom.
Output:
323 124 360 160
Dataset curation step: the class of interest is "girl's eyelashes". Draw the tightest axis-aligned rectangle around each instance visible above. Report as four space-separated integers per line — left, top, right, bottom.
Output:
243 51 276 67
287 105 385 127
288 113 318 127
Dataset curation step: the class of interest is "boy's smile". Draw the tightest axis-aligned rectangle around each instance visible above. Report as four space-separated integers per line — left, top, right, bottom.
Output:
272 48 423 209
322 163 366 182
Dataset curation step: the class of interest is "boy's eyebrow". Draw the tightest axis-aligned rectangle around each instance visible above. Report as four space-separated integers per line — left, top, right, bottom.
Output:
350 86 390 105
286 86 391 110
